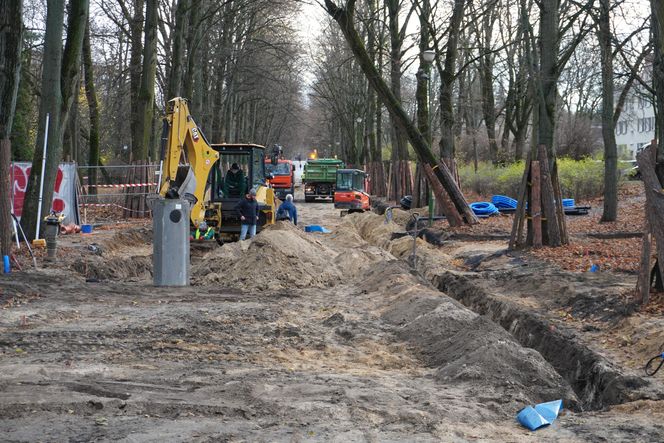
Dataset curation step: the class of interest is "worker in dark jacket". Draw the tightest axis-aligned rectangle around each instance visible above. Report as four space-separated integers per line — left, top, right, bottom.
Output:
236 189 259 240
276 194 297 225
223 163 246 197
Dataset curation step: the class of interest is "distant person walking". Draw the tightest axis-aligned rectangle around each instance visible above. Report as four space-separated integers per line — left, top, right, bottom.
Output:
276 194 298 225
237 189 259 240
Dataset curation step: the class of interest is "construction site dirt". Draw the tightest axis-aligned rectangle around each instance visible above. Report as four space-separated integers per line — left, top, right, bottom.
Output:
1 197 664 442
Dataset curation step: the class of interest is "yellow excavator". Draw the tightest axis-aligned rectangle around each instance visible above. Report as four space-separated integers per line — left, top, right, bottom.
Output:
158 97 277 242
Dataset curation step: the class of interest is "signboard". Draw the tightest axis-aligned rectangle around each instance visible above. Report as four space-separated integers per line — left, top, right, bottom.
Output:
11 162 81 225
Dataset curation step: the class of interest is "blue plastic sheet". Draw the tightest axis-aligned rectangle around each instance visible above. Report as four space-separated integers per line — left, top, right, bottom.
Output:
305 225 331 233
517 400 562 431
535 400 562 423
517 406 550 431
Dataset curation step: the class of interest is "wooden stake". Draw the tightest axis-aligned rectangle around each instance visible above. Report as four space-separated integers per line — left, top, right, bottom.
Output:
531 160 542 248
509 150 531 250
551 160 569 245
637 218 652 305
537 145 561 247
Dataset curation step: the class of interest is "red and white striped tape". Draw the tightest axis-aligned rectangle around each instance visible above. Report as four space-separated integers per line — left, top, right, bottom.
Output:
79 202 152 213
86 182 158 189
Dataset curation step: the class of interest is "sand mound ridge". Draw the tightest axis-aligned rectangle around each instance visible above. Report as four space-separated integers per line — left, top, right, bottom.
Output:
192 221 342 290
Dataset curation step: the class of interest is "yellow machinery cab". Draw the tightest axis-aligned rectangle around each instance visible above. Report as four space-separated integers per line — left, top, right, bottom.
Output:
208 144 277 241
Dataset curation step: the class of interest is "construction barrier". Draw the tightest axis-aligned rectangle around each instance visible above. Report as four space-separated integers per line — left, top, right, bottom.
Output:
78 162 159 221
11 162 81 225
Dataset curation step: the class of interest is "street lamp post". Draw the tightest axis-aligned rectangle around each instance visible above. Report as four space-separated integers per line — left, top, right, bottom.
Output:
355 117 363 166
417 49 435 226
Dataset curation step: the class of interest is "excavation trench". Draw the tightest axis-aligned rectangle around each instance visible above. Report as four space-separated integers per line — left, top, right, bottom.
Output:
352 210 661 411
429 271 655 410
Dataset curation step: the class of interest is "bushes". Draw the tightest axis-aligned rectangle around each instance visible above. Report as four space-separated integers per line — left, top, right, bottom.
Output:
459 162 523 197
459 158 621 200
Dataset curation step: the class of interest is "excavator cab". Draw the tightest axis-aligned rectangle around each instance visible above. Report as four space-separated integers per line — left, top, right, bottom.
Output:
209 144 277 240
334 169 370 215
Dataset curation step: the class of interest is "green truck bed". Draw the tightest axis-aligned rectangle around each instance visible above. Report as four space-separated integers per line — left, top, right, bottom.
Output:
302 159 345 182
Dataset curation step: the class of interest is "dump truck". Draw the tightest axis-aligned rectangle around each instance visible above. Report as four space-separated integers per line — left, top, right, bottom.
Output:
302 158 345 202
265 159 295 200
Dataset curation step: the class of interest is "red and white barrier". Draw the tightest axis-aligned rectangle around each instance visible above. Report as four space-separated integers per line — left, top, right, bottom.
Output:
86 182 158 189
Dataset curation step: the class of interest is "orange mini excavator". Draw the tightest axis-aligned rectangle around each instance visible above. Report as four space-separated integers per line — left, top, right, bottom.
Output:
333 168 370 215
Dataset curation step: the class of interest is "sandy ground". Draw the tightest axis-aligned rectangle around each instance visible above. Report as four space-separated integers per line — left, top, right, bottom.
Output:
1 192 664 442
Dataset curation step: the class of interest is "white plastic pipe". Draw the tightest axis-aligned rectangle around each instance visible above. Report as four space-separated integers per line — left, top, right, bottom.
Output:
35 113 49 239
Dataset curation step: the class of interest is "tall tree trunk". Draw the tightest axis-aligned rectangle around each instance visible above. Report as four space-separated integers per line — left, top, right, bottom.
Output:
386 0 411 200
651 0 664 184
129 0 144 161
21 0 66 240
134 0 158 161
0 0 23 256
477 6 499 163
183 0 201 101
59 0 88 147
166 0 189 100
414 0 431 207
598 0 618 221
83 20 100 199
438 0 465 166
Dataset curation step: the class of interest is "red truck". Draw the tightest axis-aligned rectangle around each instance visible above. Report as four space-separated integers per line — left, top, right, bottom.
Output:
266 159 295 200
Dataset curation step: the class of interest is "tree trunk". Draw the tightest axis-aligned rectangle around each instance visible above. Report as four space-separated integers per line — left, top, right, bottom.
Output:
651 0 664 184
129 0 144 161
636 143 664 302
476 6 499 163
437 0 465 164
58 0 88 144
134 0 158 161
83 19 100 198
324 0 478 225
183 0 201 102
0 0 23 255
20 0 66 240
166 0 189 100
598 0 618 222
386 0 411 200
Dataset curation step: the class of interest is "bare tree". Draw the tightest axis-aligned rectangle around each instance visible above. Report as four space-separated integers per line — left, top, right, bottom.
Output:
324 0 478 225
0 0 23 256
21 0 89 240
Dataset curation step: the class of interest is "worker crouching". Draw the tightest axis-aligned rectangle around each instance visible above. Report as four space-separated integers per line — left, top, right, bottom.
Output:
191 221 214 241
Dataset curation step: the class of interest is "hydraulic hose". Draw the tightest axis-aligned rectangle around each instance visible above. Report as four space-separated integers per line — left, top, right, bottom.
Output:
645 353 664 376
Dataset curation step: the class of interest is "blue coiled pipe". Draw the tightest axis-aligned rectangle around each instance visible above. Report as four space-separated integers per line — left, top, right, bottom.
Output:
491 195 518 209
470 201 499 216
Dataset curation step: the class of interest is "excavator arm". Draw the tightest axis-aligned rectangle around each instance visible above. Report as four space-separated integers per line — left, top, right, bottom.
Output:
159 97 219 226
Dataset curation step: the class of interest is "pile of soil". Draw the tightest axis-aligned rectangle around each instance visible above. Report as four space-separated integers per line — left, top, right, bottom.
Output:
70 255 152 281
192 222 342 290
66 227 154 281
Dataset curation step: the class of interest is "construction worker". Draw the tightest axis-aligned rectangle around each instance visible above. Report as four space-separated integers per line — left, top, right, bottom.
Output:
191 221 214 241
223 163 246 197
276 194 298 225
237 189 259 240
